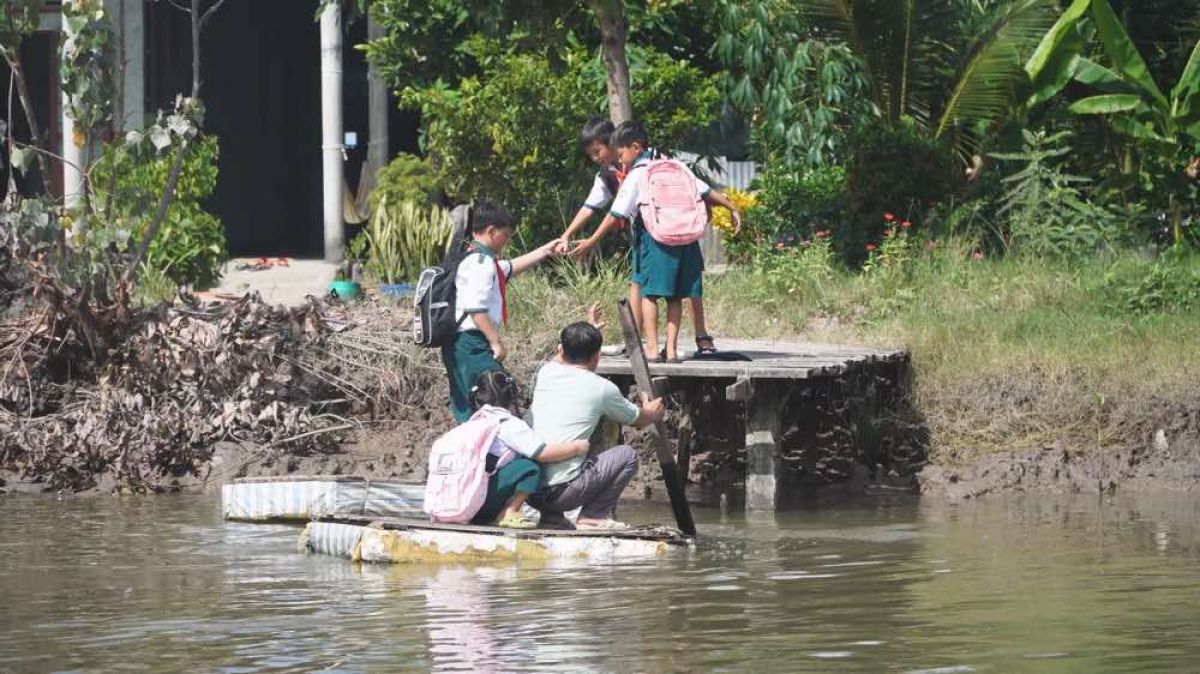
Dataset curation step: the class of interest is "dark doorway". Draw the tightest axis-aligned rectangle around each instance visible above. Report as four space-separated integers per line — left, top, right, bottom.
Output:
1 32 57 199
203 0 324 257
146 0 325 257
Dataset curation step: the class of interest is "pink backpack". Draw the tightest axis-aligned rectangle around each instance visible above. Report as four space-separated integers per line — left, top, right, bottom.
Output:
423 410 512 524
635 159 708 246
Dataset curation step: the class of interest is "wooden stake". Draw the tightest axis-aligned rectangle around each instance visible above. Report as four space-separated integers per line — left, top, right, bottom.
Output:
617 299 696 536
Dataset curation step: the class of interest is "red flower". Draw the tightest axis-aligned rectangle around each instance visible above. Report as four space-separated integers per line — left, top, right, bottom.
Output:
865 243 878 252
884 212 896 222
900 220 912 229
815 230 830 239
972 250 984 260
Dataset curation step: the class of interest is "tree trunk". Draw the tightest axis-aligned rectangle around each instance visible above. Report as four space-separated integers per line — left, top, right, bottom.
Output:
589 0 633 124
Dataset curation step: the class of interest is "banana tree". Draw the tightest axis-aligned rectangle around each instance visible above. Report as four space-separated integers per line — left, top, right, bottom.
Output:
1027 0 1200 244
795 0 1062 160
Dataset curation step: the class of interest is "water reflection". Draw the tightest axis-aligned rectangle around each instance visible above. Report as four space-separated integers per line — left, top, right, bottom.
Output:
1 493 1198 672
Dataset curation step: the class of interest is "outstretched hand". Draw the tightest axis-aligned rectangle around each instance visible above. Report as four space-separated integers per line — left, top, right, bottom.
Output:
569 239 594 260
587 303 606 330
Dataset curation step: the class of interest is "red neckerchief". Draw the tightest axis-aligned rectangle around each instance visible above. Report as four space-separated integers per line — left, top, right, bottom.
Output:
468 244 507 325
609 164 629 229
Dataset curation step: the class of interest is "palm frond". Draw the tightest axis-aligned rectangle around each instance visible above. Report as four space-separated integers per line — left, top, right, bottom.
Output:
934 0 1060 159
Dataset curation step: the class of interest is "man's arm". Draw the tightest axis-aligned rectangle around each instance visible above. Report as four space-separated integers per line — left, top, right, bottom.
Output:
630 396 666 429
537 439 590 463
510 239 559 276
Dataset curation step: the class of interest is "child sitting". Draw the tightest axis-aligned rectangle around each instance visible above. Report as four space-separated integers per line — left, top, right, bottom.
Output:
468 371 590 529
570 120 742 361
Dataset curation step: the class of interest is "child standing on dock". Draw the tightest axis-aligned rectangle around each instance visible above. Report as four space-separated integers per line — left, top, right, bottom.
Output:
569 121 743 362
442 200 559 422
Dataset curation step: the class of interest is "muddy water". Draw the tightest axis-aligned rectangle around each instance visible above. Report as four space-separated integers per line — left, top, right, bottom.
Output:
1 493 1198 673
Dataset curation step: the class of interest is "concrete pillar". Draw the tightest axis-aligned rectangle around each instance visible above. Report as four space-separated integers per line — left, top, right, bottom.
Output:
366 13 389 186
61 2 84 213
118 0 144 131
319 1 345 262
744 382 782 511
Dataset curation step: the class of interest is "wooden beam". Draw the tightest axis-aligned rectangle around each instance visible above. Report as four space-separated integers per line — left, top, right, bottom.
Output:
726 376 752 402
617 299 696 536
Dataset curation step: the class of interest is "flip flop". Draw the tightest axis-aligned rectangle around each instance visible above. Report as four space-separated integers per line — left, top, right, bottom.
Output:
496 512 537 529
694 334 718 356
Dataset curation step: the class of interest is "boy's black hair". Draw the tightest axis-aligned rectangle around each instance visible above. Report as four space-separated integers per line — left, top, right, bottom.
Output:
471 199 517 234
580 117 615 148
470 370 521 413
611 120 649 150
560 322 603 364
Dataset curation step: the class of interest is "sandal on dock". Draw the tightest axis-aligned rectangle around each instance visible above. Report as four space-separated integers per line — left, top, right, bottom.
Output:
694 334 718 356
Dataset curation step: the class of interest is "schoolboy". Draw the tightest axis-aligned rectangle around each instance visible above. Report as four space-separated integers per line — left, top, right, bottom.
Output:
442 200 558 422
569 120 743 361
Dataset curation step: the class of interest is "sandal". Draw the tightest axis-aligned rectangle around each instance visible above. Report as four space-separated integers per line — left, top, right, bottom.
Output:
496 512 537 529
694 334 718 356
576 518 631 531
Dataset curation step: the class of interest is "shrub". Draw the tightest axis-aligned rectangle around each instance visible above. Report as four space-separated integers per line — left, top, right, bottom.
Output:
353 198 454 285
369 153 439 211
402 42 720 244
991 129 1121 258
746 165 847 253
844 121 959 263
91 135 226 289
1103 254 1200 315
744 231 837 309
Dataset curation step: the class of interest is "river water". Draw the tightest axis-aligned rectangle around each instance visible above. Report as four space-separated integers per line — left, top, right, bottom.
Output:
1 492 1197 673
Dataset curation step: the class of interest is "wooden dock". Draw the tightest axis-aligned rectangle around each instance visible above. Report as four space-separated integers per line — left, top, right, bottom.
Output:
595 338 908 512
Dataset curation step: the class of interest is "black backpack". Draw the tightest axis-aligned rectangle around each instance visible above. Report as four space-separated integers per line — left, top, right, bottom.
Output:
413 205 474 348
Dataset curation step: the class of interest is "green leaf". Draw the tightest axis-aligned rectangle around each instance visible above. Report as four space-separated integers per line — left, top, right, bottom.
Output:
1089 0 1167 107
1024 0 1089 108
1068 93 1142 114
1108 116 1173 144
1170 39 1200 131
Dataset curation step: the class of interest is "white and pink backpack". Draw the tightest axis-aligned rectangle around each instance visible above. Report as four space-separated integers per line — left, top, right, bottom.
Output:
423 409 513 524
634 159 708 246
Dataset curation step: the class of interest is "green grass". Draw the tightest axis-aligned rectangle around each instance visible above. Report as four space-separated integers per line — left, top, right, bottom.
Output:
508 241 1200 463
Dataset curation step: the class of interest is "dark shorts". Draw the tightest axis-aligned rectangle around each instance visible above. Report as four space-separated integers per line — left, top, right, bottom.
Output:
639 238 704 300
440 329 503 422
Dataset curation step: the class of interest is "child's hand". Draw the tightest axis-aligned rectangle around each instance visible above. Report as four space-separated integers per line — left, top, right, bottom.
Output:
569 239 594 259
538 239 562 258
555 236 571 255
587 303 606 330
731 210 743 234
490 341 507 362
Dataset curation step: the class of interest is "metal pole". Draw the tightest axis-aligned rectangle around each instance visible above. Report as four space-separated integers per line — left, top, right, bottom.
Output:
319 1 344 262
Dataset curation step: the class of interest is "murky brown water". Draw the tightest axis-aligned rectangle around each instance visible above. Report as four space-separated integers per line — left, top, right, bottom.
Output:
1 492 1198 673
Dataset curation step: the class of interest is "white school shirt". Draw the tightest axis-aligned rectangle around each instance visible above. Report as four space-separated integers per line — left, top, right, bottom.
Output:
455 245 513 333
609 154 711 223
475 405 545 460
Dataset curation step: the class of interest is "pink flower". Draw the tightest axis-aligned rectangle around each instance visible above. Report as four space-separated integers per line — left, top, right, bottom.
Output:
901 221 912 229
884 212 896 222
815 230 830 239
972 250 984 260
865 243 878 252
775 242 786 250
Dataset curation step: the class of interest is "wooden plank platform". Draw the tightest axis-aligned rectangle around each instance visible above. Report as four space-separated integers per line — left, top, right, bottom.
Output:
596 338 907 380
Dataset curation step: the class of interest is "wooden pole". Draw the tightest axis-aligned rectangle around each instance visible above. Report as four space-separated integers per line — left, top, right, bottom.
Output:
617 299 696 536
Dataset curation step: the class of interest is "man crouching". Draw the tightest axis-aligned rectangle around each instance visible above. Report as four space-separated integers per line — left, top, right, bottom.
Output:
527 320 665 530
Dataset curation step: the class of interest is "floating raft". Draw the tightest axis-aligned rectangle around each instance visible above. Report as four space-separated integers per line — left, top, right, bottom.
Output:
301 515 692 564
222 475 425 521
